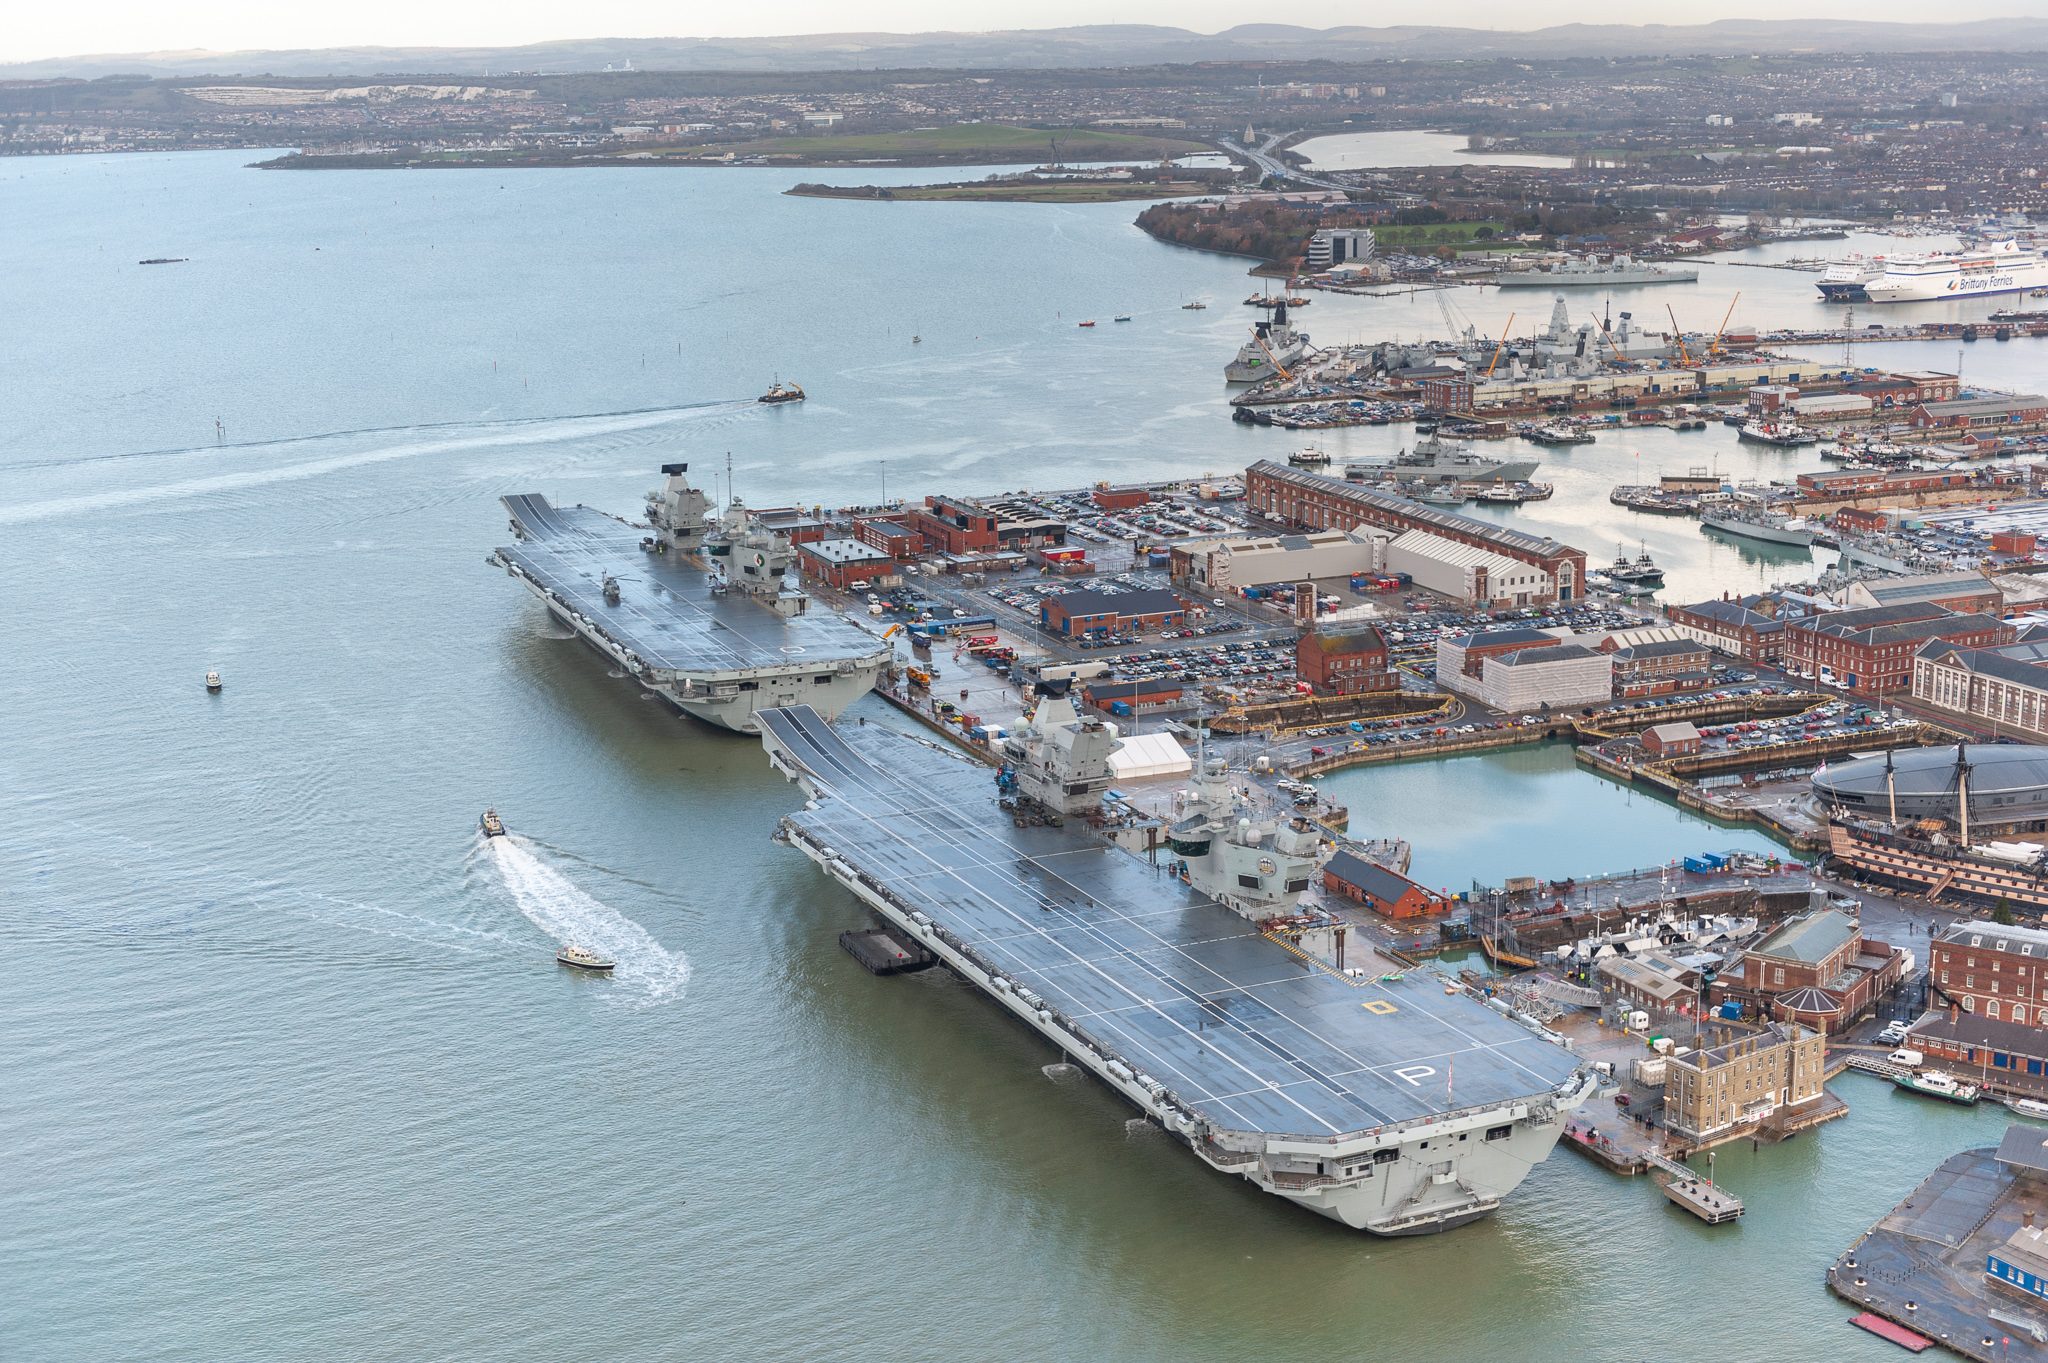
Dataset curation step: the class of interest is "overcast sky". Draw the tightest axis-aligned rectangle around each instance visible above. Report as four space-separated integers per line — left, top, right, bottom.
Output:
8 0 2048 66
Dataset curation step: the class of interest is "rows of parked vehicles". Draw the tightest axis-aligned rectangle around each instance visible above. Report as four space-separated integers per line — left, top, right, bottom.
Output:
1696 701 1908 751
999 491 1244 547
1096 640 1297 685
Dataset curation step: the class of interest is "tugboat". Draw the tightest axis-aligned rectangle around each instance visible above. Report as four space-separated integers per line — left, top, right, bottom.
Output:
1182 300 1208 310
1287 446 1332 467
759 380 805 404
479 808 507 839
1892 1070 1980 1105
1607 544 1665 587
204 670 222 693
556 944 616 972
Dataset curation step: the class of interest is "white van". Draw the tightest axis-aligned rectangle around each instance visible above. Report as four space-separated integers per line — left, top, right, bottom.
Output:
1889 1048 1923 1067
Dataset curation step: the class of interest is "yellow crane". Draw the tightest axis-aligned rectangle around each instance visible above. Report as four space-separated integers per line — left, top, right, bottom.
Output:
1484 311 1516 378
1709 291 1742 357
1665 304 1695 366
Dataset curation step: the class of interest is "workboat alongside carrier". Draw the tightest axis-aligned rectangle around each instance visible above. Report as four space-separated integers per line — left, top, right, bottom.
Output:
489 464 892 733
755 698 1597 1235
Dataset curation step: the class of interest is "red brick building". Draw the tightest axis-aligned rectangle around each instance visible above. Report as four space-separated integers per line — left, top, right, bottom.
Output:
1296 625 1398 696
1245 461 1587 601
1709 909 1907 1034
1041 588 1186 637
1667 596 1793 663
1091 486 1151 512
1642 722 1702 757
1931 922 2048 1026
1910 394 2048 433
1321 850 1448 919
1783 604 2008 694
851 516 920 558
796 537 897 589
901 494 1066 556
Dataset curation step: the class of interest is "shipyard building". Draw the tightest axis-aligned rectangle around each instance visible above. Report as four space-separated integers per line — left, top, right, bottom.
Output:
1244 461 1587 605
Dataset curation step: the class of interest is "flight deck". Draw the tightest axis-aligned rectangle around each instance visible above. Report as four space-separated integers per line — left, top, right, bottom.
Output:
759 706 1585 1142
491 494 890 730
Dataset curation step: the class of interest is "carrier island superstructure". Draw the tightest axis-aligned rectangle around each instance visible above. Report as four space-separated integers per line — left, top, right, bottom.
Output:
757 697 1597 1234
489 464 892 732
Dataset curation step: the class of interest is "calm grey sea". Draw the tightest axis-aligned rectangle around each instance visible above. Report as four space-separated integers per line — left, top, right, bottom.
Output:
3 146 2040 1361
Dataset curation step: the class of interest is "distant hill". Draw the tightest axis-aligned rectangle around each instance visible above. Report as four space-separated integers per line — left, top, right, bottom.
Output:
13 19 2048 79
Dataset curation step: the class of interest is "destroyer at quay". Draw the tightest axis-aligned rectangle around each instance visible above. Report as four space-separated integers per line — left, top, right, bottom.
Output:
756 697 1596 1234
489 463 892 732
1226 297 1310 383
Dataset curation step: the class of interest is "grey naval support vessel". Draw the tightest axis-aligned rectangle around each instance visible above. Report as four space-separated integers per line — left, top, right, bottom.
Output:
490 464 893 732
757 697 1596 1234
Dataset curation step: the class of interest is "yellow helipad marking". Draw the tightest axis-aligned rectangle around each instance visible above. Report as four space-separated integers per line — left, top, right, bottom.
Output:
1363 1000 1399 1015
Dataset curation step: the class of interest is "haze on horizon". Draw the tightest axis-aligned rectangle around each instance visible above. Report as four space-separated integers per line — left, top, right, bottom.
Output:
10 0 2048 68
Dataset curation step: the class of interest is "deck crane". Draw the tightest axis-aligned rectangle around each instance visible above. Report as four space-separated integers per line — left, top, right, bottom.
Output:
1665 304 1695 366
1484 311 1516 378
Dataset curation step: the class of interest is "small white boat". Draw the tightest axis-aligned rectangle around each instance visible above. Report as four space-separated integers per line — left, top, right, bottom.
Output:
2015 1098 2048 1120
557 944 615 972
205 670 222 692
479 808 507 839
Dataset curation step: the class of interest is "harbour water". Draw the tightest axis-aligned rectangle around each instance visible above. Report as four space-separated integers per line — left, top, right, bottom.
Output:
1316 743 1787 891
0 148 2037 1360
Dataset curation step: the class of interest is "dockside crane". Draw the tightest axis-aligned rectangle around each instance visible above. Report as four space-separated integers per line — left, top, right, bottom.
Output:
1665 304 1695 366
1484 311 1516 378
1708 291 1742 358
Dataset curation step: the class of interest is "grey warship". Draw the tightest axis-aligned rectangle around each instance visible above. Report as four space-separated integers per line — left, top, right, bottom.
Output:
490 464 892 732
757 696 1596 1234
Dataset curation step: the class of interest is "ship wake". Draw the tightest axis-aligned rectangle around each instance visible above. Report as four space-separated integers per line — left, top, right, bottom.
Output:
486 835 689 1002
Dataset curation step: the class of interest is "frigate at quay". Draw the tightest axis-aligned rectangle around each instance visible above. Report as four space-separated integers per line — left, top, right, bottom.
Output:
490 464 893 732
756 698 1597 1234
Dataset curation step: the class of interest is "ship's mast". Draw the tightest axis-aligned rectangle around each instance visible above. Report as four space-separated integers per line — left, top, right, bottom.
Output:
1957 742 1973 848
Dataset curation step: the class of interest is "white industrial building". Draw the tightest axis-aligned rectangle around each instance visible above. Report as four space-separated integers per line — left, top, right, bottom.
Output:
1790 393 1873 419
1180 530 1378 591
1386 529 1553 608
1480 643 1614 712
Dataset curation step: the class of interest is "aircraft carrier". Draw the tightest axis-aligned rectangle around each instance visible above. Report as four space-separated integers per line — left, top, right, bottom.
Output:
490 464 893 732
757 699 1597 1234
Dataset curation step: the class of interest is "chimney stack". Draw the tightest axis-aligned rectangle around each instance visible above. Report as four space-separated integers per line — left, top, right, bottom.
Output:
2027 1211 2037 1230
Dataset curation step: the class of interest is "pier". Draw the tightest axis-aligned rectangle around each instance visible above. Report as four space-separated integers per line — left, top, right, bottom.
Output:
1830 1139 2048 1363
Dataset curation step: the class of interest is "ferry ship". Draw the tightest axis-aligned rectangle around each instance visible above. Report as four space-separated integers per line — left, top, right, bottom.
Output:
1862 239 2048 304
756 701 1596 1235
1815 256 1886 302
1225 298 1310 382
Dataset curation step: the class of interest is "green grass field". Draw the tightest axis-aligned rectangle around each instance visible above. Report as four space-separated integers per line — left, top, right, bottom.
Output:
1371 221 1508 247
713 123 1208 160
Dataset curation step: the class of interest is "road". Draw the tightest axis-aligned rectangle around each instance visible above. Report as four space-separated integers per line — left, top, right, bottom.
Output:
1218 130 1349 192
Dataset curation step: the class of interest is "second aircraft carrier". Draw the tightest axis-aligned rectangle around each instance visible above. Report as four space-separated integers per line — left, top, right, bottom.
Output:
757 699 1596 1234
490 464 893 731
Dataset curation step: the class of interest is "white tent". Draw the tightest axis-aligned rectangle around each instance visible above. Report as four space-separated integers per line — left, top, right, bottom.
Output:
1107 732 1194 780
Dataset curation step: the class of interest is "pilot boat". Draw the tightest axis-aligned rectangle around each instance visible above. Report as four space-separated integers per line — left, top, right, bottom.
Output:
557 944 615 972
205 670 222 692
479 808 507 839
759 380 805 404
